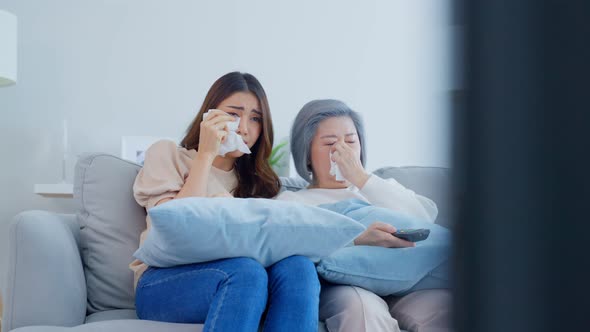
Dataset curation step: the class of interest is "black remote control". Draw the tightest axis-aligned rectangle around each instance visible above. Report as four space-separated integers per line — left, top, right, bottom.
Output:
393 228 430 242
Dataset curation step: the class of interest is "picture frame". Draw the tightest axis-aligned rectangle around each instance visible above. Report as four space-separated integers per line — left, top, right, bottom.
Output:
121 136 176 165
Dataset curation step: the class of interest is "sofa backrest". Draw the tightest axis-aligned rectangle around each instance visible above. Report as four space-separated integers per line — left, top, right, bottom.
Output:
73 153 452 313
74 154 145 314
373 166 453 228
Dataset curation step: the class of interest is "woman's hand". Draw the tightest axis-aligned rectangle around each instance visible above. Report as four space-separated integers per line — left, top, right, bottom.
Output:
196 109 236 160
331 138 370 188
354 222 416 248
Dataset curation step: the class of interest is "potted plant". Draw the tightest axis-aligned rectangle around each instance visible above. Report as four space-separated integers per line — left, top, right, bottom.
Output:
269 138 290 177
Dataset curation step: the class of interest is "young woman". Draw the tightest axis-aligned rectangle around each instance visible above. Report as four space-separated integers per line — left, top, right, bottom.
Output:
277 99 439 332
130 72 320 332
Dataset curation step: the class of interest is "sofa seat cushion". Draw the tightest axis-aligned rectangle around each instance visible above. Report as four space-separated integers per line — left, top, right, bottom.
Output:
11 317 333 332
85 309 138 323
11 319 201 332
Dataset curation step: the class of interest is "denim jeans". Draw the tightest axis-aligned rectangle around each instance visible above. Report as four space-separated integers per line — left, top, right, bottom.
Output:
135 256 320 332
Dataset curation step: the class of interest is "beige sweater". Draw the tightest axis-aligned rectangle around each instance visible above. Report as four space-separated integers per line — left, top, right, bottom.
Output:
129 140 238 290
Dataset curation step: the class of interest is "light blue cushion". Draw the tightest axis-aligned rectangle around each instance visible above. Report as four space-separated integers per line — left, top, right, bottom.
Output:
316 199 451 296
133 197 365 267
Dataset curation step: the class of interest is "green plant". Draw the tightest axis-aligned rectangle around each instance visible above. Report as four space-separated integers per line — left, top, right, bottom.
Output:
269 141 288 167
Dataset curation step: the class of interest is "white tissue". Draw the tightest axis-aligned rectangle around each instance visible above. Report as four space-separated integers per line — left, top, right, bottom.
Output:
203 110 251 157
329 150 345 181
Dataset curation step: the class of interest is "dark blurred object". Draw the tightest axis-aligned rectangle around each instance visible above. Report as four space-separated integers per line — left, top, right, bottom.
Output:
453 1 590 332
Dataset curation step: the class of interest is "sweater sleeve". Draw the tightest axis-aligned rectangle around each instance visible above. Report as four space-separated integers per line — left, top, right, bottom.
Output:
359 174 439 222
133 140 186 210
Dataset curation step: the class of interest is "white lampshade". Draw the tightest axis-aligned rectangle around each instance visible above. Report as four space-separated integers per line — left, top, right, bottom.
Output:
0 10 17 86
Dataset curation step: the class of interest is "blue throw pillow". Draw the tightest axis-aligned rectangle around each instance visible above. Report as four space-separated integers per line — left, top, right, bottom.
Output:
133 197 366 268
316 199 451 296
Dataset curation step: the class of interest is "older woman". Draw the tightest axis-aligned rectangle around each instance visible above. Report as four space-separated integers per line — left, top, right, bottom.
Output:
277 99 438 332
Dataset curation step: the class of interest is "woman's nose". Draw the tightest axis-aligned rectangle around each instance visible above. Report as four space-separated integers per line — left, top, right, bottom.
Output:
236 117 248 136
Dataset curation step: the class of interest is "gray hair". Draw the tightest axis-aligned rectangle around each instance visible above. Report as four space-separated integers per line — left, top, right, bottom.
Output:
290 99 366 182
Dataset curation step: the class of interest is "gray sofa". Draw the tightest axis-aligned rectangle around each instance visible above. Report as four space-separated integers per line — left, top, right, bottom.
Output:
2 153 453 332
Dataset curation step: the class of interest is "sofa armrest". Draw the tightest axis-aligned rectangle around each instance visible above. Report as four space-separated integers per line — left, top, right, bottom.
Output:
3 211 87 331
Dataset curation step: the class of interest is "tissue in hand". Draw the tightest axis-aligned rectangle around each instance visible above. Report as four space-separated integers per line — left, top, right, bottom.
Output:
203 110 251 157
329 150 345 181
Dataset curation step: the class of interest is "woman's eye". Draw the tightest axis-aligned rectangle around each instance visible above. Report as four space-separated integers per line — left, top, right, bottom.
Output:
227 112 239 118
325 142 336 146
251 117 262 123
346 141 356 144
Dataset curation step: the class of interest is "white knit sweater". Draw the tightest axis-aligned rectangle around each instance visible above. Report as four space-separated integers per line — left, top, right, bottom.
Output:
276 174 438 222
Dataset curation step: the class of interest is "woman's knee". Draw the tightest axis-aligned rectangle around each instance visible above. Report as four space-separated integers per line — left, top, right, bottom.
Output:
223 257 268 288
271 255 320 293
320 286 398 331
320 285 363 316
275 255 316 273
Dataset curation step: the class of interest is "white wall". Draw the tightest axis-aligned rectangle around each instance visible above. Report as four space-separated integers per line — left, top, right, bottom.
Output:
0 0 452 289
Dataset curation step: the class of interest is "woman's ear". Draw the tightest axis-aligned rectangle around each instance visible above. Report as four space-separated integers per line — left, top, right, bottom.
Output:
308 165 315 181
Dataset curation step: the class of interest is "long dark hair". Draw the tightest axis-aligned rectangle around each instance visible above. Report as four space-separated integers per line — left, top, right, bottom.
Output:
180 72 281 198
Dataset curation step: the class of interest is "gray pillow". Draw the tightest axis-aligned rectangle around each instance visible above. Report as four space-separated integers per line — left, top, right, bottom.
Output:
279 176 308 192
74 154 146 313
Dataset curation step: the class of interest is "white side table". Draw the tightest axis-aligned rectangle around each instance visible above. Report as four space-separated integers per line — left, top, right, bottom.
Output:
34 183 74 197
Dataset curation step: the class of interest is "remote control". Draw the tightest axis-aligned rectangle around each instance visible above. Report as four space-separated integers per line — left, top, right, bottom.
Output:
393 228 430 242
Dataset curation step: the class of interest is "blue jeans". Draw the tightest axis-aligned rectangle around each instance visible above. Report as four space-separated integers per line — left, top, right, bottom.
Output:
135 256 320 332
